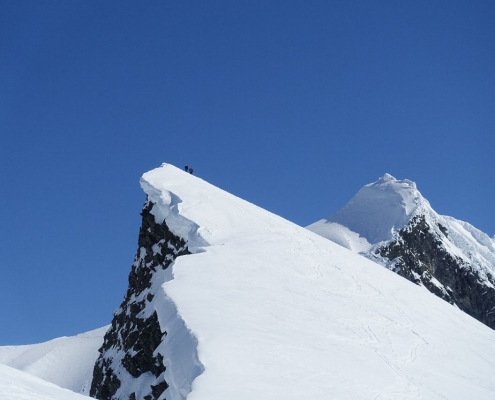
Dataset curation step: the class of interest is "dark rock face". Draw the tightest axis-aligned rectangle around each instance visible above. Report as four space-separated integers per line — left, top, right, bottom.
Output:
90 200 190 400
377 215 495 330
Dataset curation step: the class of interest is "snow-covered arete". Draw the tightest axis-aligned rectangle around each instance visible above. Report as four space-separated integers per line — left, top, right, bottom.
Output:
308 174 495 329
101 164 495 399
0 326 107 394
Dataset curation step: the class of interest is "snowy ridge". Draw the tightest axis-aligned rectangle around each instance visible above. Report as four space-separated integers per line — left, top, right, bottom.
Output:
0 326 107 394
137 164 495 399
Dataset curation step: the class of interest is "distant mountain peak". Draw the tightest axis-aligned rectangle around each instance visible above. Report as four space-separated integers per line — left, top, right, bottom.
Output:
308 174 495 331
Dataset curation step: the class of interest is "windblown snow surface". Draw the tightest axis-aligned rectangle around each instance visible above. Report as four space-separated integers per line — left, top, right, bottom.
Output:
139 164 495 400
307 174 495 286
0 363 89 400
0 326 107 395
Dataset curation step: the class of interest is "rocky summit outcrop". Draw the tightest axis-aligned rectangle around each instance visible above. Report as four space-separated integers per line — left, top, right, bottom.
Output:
90 199 190 400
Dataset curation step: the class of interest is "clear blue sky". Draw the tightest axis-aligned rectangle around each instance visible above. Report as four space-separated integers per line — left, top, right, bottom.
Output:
1 1 494 345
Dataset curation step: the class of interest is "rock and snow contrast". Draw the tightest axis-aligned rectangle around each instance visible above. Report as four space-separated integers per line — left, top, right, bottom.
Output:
90 199 202 400
90 164 495 399
2 165 495 399
0 326 107 395
307 173 495 330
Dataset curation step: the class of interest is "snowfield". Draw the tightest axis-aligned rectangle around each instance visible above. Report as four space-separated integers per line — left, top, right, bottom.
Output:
0 326 107 395
140 164 495 400
0 363 89 400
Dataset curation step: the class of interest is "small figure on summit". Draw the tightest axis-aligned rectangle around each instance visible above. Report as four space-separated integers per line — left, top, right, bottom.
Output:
189 167 194 175
185 165 189 172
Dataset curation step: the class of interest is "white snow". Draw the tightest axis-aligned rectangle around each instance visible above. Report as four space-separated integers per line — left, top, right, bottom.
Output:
0 363 89 400
308 174 424 245
0 326 107 395
306 221 372 253
139 164 495 400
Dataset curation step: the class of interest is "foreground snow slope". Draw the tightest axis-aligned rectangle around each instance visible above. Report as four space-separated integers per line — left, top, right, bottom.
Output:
0 363 89 400
139 164 495 400
0 326 107 394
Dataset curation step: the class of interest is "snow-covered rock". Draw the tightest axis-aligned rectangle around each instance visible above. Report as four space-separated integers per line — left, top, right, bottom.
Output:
308 174 495 329
0 326 107 395
92 164 495 399
90 199 203 400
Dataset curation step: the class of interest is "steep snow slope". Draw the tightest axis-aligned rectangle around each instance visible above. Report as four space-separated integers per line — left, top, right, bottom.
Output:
92 164 495 400
307 174 495 329
0 363 89 400
0 326 107 394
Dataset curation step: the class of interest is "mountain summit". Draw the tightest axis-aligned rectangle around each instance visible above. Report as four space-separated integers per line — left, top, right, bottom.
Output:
308 174 495 329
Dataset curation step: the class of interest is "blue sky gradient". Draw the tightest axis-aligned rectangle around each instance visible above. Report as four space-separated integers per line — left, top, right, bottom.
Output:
1 1 494 344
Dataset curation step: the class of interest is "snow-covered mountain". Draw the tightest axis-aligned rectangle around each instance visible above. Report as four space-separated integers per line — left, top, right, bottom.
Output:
90 164 495 399
0 326 107 394
307 173 495 330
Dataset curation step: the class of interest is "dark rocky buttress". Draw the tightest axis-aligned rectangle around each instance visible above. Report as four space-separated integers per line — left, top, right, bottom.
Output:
90 200 190 400
376 215 495 330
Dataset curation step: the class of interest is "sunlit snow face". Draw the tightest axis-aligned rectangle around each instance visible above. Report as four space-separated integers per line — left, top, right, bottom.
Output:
317 174 425 244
